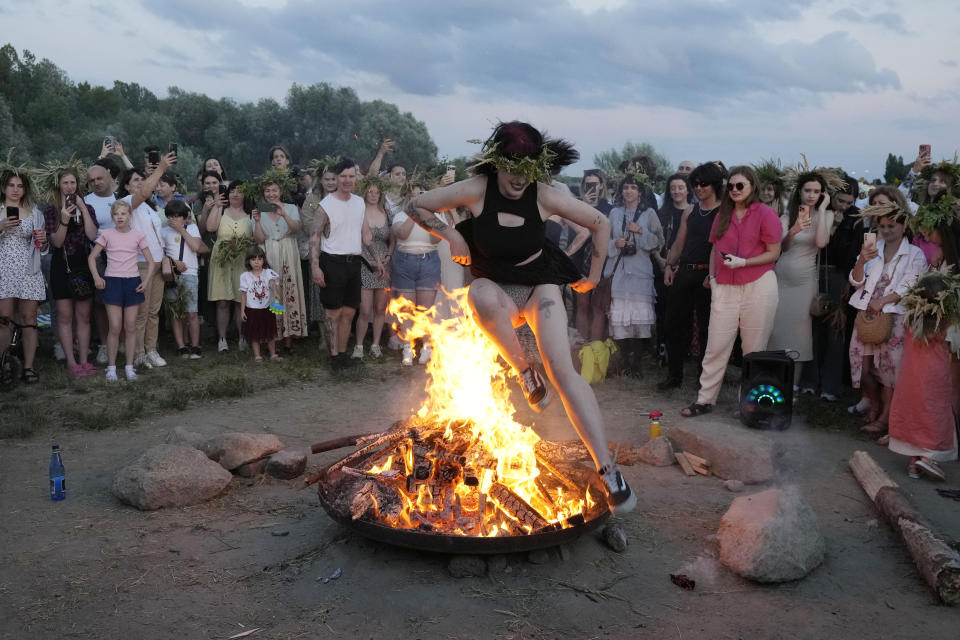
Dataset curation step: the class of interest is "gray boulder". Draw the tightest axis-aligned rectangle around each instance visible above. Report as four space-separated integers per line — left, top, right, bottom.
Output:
200 432 284 471
637 436 676 467
113 444 232 510
165 426 205 448
266 450 308 479
717 486 825 583
665 420 783 484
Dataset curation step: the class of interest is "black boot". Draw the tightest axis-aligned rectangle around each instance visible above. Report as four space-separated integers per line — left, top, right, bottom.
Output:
628 338 644 378
614 339 631 376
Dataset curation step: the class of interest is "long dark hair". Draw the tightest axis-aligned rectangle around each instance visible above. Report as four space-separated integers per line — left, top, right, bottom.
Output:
786 172 827 228
614 174 648 208
53 168 82 212
712 166 760 240
1 169 35 209
658 173 691 239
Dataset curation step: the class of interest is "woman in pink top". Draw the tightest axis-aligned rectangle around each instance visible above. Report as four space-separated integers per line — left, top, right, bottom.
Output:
682 166 782 417
88 200 157 381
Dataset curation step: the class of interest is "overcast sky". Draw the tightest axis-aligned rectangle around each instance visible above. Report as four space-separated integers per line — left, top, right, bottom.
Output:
3 0 958 180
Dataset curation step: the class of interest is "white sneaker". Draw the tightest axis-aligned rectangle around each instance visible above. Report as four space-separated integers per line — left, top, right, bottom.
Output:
848 397 871 415
54 343 66 361
370 344 383 358
96 345 108 365
125 365 137 381
820 392 838 402
218 338 229 352
146 351 167 367
105 366 118 381
134 353 152 369
600 465 636 513
388 334 403 351
401 344 413 366
418 344 432 364
238 337 248 352
351 344 364 359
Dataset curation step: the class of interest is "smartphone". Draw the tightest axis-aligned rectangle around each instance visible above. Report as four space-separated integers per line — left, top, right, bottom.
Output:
218 184 228 197
919 144 931 158
168 142 178 156
6 206 20 219
260 202 276 214
104 136 115 151
66 194 77 207
148 149 160 164
798 204 811 222
863 232 877 250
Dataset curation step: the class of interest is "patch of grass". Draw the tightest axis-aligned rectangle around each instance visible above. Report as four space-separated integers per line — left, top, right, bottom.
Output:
60 406 119 431
202 374 251 399
0 404 45 438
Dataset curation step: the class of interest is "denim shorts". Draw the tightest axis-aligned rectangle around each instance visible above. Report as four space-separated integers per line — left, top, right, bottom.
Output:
102 276 145 308
392 250 441 292
164 274 199 313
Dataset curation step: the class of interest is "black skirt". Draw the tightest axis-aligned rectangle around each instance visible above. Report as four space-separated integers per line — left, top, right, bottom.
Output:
243 307 277 342
50 249 94 300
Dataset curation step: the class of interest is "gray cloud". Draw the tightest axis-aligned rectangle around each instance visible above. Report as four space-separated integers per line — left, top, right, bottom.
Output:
138 0 899 110
940 59 958 68
830 8 909 32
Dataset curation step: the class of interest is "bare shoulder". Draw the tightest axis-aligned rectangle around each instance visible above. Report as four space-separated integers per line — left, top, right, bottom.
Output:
415 175 485 213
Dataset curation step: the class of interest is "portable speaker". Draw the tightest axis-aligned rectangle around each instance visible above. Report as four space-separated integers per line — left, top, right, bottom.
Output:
739 350 794 431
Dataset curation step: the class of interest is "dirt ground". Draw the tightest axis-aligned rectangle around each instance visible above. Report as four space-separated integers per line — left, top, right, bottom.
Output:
2 362 959 640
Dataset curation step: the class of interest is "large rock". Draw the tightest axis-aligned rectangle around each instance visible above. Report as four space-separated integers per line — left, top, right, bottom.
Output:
113 444 232 510
717 486 825 583
200 432 284 471
637 436 675 467
266 450 308 479
165 426 205 448
665 420 783 484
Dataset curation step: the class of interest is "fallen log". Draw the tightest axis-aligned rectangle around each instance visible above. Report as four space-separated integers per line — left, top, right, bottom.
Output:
849 450 960 604
535 440 642 466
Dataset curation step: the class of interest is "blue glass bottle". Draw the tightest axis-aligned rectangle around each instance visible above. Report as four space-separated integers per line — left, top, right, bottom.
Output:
50 444 66 501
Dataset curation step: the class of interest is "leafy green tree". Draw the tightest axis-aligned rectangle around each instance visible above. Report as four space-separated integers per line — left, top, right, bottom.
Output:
593 141 672 190
883 153 908 184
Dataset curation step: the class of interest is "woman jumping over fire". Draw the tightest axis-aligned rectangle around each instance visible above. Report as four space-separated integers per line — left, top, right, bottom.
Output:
404 121 635 512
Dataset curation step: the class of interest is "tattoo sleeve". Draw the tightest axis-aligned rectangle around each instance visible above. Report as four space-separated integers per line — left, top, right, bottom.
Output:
405 199 448 234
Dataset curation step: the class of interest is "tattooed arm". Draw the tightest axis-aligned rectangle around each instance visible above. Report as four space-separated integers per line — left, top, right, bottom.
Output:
403 176 485 265
539 185 611 291
310 206 330 286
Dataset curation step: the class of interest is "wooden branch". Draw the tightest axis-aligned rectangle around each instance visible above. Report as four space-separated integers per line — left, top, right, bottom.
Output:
675 452 696 476
849 450 960 604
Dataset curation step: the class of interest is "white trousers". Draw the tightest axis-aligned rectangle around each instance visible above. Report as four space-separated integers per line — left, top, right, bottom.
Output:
697 270 779 405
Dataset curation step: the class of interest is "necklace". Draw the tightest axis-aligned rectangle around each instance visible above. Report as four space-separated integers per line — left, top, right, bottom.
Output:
698 203 718 217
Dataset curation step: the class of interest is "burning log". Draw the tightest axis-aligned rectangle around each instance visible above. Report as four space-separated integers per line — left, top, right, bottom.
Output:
849 451 960 604
535 440 643 467
533 452 580 493
488 482 552 532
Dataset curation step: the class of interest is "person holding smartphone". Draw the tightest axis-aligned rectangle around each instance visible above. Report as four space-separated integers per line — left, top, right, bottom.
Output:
42 168 100 377
681 166 782 418
0 170 48 385
767 171 832 391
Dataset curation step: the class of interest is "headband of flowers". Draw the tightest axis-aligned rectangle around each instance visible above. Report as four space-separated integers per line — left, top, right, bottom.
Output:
752 158 785 189
467 139 558 184
913 155 960 202
239 166 297 202
354 174 391 200
307 154 342 179
855 201 910 224
901 265 960 342
32 156 89 203
912 193 959 235
783 154 848 195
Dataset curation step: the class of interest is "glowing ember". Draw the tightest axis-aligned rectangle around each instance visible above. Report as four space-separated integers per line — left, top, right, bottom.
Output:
339 288 598 537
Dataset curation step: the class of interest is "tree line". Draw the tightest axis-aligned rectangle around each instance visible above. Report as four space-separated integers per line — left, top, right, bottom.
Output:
0 44 438 183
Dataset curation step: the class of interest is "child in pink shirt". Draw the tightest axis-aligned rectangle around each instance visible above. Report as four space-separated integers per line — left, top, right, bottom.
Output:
87 200 157 381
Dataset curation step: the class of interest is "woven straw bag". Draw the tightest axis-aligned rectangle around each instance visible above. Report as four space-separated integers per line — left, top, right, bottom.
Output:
855 310 893 344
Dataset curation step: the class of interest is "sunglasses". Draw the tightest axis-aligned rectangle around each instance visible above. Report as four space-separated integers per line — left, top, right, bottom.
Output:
693 181 710 188
728 181 748 192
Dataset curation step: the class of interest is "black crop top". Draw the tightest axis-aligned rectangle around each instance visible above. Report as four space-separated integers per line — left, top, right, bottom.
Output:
470 174 544 263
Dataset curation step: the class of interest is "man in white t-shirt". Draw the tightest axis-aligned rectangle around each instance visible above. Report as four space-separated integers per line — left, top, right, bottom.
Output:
160 200 209 359
309 158 372 372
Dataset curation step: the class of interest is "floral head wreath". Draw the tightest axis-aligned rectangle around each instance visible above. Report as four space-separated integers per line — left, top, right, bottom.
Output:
354 174 391 200
307 155 342 179
854 202 910 224
400 169 435 199
752 158 785 190
239 166 297 202
912 193 960 236
615 167 654 193
0 148 35 202
32 156 89 203
901 265 960 342
467 139 557 184
783 154 848 195
913 154 960 202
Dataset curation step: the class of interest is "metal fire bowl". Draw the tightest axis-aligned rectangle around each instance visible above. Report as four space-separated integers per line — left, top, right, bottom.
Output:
317 461 611 555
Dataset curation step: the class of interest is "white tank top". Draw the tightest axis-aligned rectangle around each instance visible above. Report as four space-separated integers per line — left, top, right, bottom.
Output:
319 193 364 255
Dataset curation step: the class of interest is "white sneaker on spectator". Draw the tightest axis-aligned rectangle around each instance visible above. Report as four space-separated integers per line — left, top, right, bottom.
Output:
238 337 248 352
54 343 66 361
218 338 229 352
351 344 364 359
418 345 432 364
370 344 383 358
820 392 838 402
847 397 871 415
105 366 118 381
125 365 137 381
134 353 152 369
96 345 108 365
401 344 413 366
146 351 167 367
